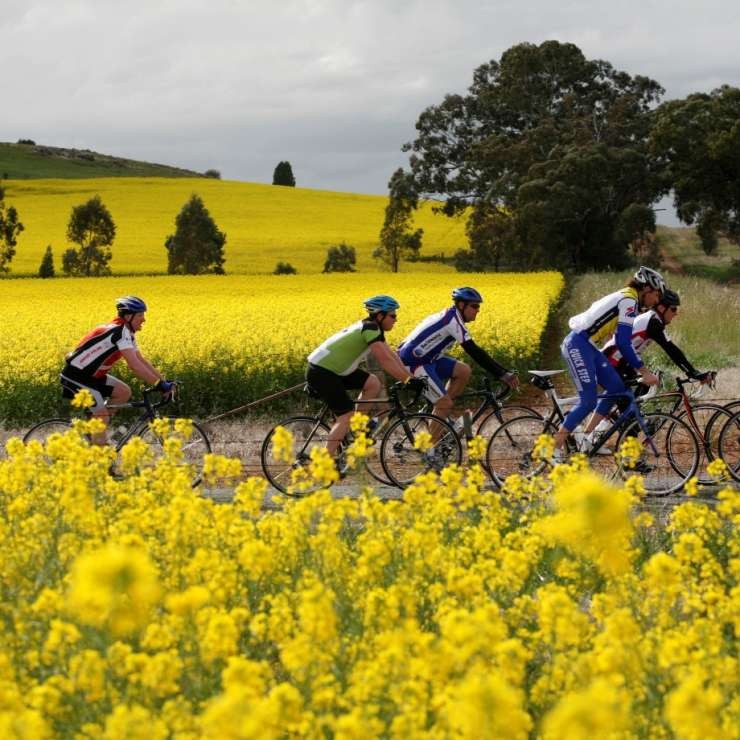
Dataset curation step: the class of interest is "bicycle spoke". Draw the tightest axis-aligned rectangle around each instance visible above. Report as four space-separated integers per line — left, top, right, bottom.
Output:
486 416 555 487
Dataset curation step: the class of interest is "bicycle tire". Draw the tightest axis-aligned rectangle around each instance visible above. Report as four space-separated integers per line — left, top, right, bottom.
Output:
135 417 212 488
475 404 543 439
674 403 733 484
260 416 331 496
716 409 740 483
380 413 462 488
616 412 700 496
485 416 558 488
22 418 74 444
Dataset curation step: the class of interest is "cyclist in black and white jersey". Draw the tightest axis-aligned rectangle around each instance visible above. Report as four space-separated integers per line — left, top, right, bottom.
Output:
60 296 174 443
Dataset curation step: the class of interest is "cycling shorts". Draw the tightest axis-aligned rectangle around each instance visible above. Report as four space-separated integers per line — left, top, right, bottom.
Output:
407 356 457 403
305 363 369 416
60 371 117 412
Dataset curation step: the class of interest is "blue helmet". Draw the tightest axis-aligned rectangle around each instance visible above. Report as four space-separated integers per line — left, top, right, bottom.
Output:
363 294 400 314
452 287 483 303
116 295 148 315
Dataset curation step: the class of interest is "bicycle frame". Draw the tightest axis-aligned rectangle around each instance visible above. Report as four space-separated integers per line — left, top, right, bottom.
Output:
587 389 660 457
103 388 173 450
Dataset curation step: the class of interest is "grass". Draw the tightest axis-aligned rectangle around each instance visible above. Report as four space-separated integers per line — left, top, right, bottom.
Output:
1 177 467 275
559 272 739 376
657 225 740 282
0 142 203 180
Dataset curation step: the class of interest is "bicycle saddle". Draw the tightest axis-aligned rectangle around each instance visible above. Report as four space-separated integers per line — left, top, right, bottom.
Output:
528 370 564 378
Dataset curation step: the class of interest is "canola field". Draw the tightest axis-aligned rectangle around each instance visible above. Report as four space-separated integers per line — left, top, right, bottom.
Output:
2 178 467 275
0 423 736 736
0 271 564 423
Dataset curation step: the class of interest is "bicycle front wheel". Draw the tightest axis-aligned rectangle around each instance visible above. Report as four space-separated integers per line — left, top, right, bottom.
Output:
616 412 700 496
486 416 558 488
22 418 73 444
475 404 543 439
380 413 462 488
260 416 330 496
137 417 212 488
717 409 740 483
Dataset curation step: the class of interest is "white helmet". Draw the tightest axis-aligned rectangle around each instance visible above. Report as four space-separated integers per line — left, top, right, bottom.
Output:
633 266 666 293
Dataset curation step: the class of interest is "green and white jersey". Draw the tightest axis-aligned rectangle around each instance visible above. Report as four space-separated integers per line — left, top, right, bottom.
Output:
308 320 385 376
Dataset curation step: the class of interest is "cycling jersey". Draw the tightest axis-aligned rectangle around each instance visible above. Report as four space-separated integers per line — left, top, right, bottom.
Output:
64 318 138 380
568 287 639 348
307 320 384 376
603 310 700 378
398 307 471 367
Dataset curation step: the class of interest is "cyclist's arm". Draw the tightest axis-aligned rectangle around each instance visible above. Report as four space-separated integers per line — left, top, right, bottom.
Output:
614 323 644 370
645 317 700 377
369 341 412 382
120 348 162 385
460 339 508 377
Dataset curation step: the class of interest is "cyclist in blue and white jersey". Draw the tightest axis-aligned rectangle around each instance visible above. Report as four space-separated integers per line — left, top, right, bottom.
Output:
398 287 519 423
553 266 665 455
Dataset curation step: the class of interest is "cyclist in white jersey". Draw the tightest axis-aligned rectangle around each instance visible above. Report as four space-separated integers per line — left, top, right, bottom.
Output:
61 296 174 443
398 287 519 424
553 267 664 455
602 288 713 390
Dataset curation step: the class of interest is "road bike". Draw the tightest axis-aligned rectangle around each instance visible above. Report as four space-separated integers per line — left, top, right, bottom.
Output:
486 370 701 495
260 381 462 494
23 384 211 487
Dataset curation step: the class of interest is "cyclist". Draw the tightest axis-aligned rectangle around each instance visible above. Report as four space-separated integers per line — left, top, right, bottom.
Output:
60 296 174 443
553 266 665 455
602 288 713 387
398 287 519 424
306 295 423 458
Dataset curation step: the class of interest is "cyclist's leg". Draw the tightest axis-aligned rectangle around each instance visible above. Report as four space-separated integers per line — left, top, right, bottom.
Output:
585 356 628 433
437 359 470 418
60 373 111 444
555 332 598 449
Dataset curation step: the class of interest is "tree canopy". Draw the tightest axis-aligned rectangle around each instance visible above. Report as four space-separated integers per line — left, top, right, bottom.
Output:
650 85 740 252
63 195 115 276
165 194 226 275
373 169 423 272
0 185 24 273
273 161 296 187
404 40 664 271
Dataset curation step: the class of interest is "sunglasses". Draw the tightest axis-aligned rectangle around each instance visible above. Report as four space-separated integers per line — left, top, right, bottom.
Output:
468 303 481 309
387 313 398 319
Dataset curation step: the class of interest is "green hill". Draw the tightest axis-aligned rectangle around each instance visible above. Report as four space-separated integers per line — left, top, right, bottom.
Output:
0 142 205 179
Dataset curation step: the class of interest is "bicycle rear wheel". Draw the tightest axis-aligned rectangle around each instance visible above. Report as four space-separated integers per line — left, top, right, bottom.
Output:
22 418 73 444
134 417 211 488
475 404 543 439
486 416 558 488
674 403 733 484
380 413 462 488
616 412 700 496
717 409 740 483
260 416 330 496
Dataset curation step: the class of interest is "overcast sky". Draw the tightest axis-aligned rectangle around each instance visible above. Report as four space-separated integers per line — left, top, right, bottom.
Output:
2 0 739 223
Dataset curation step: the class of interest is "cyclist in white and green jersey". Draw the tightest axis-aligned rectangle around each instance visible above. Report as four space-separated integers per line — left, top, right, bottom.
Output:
306 295 424 457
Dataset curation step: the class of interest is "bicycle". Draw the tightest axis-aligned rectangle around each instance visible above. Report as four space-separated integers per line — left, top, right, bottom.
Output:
260 381 462 494
486 370 701 495
637 373 735 484
23 384 212 487
717 407 740 483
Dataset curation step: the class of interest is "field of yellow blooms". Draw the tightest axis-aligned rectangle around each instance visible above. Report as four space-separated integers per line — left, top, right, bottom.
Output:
0 271 564 423
0 419 737 737
3 178 467 275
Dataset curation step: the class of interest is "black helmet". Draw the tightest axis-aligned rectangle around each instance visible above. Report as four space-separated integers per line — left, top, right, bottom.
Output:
659 289 680 308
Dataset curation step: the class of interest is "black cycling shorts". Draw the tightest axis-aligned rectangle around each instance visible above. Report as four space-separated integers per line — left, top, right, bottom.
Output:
305 364 369 416
60 371 116 412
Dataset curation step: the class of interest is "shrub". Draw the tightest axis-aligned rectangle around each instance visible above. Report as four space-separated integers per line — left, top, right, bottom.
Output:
38 245 55 278
165 194 226 275
274 261 297 275
204 169 221 179
323 243 357 273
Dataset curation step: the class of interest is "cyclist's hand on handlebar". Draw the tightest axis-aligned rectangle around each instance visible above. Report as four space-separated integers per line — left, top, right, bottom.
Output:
156 379 176 398
502 371 520 390
639 369 660 386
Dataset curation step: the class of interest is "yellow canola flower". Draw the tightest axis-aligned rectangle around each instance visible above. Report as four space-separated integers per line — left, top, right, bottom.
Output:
71 388 95 409
66 544 161 636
